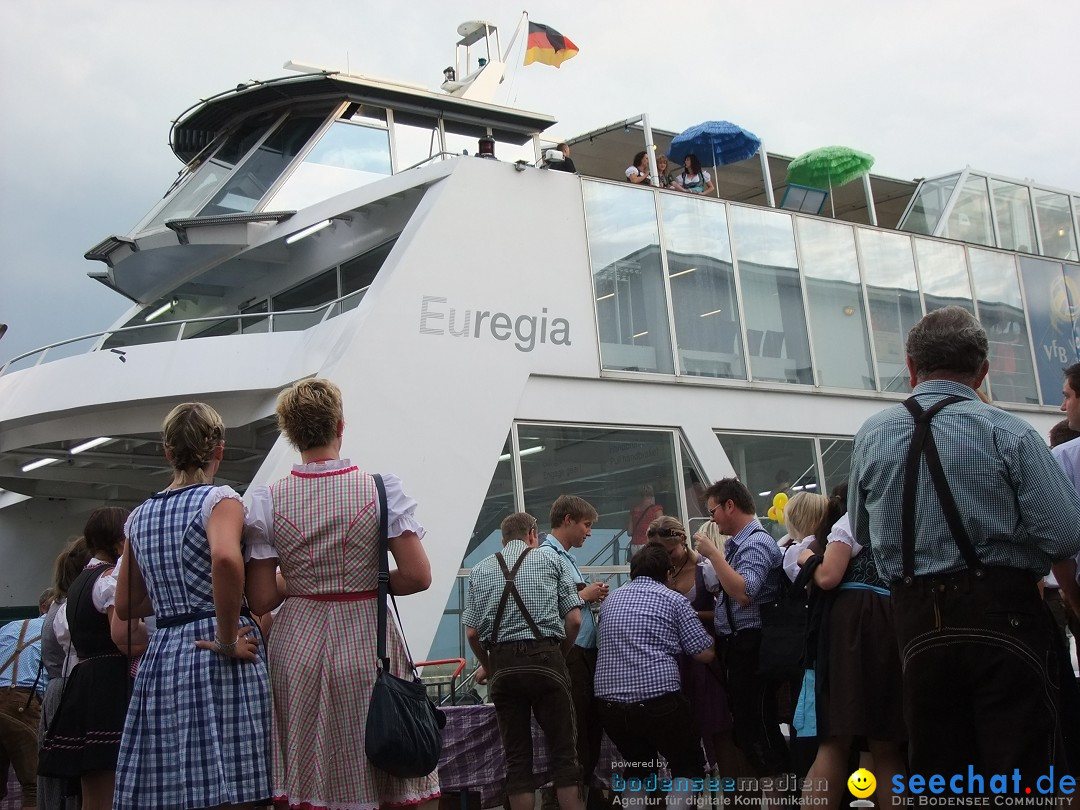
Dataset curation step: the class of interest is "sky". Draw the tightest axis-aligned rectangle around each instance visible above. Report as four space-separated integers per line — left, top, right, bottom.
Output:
2 0 1078 365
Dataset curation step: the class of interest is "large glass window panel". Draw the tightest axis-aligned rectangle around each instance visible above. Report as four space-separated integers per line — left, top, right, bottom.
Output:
900 174 960 235
271 269 338 331
915 239 973 313
517 425 679 567
796 218 874 390
943 174 994 247
338 239 397 314
730 207 812 384
137 113 279 232
1017 257 1079 404
1034 189 1079 261
583 182 675 374
461 435 516 568
819 438 853 495
858 229 921 393
968 249 1038 404
681 442 710 533
267 121 392 210
714 432 818 539
200 111 328 216
659 194 745 379
990 180 1037 254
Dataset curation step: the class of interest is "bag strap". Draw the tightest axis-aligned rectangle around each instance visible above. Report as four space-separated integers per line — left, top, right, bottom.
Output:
900 395 980 583
373 473 417 673
490 549 543 645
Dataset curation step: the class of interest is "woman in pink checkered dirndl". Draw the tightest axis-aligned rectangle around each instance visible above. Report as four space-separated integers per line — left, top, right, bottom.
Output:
246 379 440 810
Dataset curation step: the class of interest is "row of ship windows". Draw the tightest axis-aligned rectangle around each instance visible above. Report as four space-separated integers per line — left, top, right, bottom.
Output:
582 180 1080 407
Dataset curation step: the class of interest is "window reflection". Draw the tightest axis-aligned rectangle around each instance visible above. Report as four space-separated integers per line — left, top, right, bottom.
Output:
915 238 973 313
1034 189 1078 261
944 174 994 247
517 424 680 567
901 174 959 236
271 269 338 331
659 194 745 379
857 229 921 392
201 111 327 217
820 438 853 494
583 182 675 374
268 121 392 210
796 219 875 390
137 113 279 232
1017 257 1079 404
990 180 1037 254
967 249 1038 404
714 432 819 539
730 207 812 384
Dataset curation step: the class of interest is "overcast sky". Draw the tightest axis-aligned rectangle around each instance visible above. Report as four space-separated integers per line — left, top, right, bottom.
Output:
2 0 1078 365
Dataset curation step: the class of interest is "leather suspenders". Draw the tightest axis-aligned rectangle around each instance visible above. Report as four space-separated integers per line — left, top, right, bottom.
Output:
490 548 543 645
900 395 983 584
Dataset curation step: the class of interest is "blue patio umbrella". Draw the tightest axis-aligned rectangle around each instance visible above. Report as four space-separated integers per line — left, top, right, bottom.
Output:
668 120 762 197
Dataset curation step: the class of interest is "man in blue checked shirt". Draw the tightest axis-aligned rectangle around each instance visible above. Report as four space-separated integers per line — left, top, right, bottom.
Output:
464 512 585 810
850 307 1080 783
595 543 713 810
693 478 788 783
0 595 50 810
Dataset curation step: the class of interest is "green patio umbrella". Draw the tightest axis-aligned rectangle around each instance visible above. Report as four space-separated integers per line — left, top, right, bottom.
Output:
786 145 875 217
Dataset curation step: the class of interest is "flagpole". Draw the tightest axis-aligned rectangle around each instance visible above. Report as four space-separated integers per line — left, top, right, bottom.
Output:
501 11 529 62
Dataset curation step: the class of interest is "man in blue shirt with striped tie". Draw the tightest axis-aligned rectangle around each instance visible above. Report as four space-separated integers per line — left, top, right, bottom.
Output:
849 306 1080 783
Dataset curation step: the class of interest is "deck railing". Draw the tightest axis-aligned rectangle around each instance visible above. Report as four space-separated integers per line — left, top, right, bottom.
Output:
0 286 370 377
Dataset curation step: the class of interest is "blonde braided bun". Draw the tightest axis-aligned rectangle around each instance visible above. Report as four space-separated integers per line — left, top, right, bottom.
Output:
162 402 225 480
275 378 343 452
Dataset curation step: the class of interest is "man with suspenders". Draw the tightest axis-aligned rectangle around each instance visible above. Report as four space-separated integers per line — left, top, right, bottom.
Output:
0 601 49 810
464 512 585 810
849 306 1080 782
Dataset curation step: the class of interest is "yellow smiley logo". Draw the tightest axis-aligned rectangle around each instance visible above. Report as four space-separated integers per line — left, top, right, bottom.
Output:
848 768 876 799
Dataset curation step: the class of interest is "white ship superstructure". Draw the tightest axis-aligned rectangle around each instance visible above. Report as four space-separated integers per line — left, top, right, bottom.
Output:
2 22 1078 663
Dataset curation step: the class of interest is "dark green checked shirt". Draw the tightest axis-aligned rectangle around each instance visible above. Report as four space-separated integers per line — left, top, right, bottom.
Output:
462 539 584 644
850 380 1080 581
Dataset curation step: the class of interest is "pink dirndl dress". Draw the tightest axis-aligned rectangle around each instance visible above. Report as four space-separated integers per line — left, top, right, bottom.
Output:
250 461 440 810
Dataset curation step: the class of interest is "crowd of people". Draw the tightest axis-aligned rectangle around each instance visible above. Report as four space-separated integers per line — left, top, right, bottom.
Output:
463 308 1080 808
3 309 1080 809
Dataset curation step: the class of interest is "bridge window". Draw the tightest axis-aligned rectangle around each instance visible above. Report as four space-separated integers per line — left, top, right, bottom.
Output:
660 193 745 379
796 218 875 390
857 229 922 393
730 207 812 385
583 183 675 374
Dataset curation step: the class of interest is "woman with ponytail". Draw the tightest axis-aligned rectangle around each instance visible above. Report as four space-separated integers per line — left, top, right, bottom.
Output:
797 486 907 805
113 402 271 810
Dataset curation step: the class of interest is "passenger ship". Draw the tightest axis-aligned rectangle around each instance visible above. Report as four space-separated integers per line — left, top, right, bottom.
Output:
2 21 1078 666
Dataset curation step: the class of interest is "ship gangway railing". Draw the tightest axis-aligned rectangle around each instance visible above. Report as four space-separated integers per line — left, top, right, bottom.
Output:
0 285 376 377
416 657 467 706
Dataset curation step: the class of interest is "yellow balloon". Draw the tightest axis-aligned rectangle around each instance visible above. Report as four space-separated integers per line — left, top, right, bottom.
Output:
767 506 778 520
773 492 788 509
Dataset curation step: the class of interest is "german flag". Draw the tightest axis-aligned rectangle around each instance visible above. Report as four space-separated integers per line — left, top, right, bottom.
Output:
523 22 579 68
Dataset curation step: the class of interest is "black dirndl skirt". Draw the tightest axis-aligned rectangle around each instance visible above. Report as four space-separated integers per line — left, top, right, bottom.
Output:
39 653 133 778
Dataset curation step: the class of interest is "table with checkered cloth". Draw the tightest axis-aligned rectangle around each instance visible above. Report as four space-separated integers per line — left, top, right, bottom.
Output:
438 704 633 808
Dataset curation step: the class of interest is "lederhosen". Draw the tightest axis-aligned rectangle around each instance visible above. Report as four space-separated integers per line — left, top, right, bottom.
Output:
484 547 581 793
890 394 1064 778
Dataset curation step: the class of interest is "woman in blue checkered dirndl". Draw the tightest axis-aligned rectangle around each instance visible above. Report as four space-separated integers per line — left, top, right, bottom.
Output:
113 402 271 810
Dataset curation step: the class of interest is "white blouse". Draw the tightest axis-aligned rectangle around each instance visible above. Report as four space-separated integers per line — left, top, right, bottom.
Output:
244 461 426 560
826 513 864 556
52 558 116 667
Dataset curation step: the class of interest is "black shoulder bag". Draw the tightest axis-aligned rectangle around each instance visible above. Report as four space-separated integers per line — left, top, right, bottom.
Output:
365 473 446 778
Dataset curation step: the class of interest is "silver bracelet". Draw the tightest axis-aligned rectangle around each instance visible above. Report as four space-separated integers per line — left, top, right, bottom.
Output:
214 636 238 654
